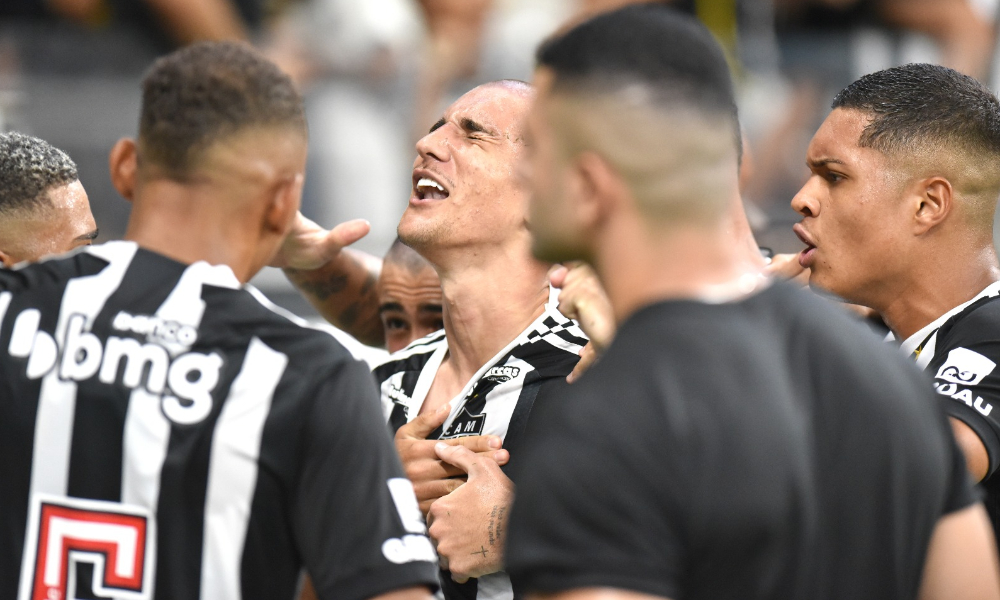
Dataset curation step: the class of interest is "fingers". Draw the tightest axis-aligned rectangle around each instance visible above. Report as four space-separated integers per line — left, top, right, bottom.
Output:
548 264 569 288
415 478 466 513
567 343 598 384
764 253 808 286
328 219 371 252
396 403 452 441
450 434 502 453
435 442 502 479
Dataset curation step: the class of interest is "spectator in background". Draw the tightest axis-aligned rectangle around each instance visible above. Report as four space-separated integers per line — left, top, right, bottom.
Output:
0 131 98 265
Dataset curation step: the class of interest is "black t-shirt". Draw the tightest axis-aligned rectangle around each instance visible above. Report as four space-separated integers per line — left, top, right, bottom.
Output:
506 282 974 600
920 291 1000 545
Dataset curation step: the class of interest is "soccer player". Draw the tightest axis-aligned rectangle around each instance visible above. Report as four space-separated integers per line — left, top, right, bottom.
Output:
0 132 99 266
0 42 437 600
378 238 444 354
501 6 1000 600
785 63 1000 545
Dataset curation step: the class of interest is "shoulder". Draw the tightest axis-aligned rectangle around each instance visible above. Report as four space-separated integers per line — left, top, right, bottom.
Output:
937 294 1000 347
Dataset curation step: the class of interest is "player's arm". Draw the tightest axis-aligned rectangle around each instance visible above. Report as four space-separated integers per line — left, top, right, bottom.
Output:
950 417 990 482
293 357 439 600
529 590 670 600
273 213 385 346
917 504 1000 600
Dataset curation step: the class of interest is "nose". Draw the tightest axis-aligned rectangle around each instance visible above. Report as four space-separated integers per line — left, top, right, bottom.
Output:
791 178 821 218
415 125 452 164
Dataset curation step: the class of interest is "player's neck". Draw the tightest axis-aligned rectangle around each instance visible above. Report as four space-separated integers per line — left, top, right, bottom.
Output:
124 181 269 284
435 246 550 383
597 217 764 323
878 245 1000 341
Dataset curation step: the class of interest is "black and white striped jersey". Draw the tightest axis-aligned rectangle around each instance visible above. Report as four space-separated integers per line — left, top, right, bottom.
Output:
0 242 438 600
373 288 585 600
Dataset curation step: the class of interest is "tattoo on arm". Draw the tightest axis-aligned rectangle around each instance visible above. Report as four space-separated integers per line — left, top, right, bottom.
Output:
294 274 348 301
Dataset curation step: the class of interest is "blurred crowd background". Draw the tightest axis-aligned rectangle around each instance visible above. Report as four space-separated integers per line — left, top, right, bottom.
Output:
1 0 997 315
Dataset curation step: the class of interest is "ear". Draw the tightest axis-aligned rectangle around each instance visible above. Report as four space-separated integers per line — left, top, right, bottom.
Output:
571 151 622 229
913 176 952 235
0 249 17 268
264 172 304 236
109 138 138 202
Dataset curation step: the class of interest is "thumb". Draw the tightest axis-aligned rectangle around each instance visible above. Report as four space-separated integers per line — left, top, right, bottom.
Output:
435 442 490 479
548 264 569 288
396 402 451 440
328 219 371 250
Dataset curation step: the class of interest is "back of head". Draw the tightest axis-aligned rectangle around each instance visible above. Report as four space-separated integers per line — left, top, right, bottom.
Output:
833 63 1000 229
139 41 307 178
0 132 77 215
536 5 741 224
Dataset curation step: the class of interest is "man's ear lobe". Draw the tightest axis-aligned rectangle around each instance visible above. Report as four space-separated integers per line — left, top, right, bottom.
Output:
0 249 17 268
108 138 138 202
265 173 304 235
574 151 620 227
914 177 952 234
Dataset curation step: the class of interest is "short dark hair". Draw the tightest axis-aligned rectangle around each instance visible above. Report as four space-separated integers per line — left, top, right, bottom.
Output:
139 41 307 175
536 4 741 156
0 131 78 213
385 237 433 273
832 63 1000 157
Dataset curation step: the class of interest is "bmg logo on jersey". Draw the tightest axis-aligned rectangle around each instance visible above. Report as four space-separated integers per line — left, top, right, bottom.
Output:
8 308 222 424
935 347 997 385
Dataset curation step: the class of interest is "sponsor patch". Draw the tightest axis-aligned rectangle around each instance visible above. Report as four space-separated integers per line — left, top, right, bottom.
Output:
935 347 997 386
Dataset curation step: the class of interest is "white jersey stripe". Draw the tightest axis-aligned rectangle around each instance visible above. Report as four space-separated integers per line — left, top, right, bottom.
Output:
29 242 138 498
121 261 239 516
200 337 288 600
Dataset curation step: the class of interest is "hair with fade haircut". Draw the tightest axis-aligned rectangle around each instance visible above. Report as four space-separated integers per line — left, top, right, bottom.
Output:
535 4 741 161
833 63 1000 159
139 41 307 177
385 237 433 273
0 131 78 214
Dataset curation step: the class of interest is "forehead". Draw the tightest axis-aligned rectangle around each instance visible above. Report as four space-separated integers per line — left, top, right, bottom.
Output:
808 108 870 159
445 85 531 135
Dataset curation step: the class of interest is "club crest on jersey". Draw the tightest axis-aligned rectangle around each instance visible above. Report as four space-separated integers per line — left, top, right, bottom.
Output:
19 495 155 600
440 406 486 439
483 365 520 383
936 347 997 386
8 309 221 425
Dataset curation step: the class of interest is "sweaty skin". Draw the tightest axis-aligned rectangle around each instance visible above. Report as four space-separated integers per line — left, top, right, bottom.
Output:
0 180 99 266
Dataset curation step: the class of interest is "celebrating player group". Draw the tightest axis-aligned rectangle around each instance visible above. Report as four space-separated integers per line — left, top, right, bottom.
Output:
2 4 1000 600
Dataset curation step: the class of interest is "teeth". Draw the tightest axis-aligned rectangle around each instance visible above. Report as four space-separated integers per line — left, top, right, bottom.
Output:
417 178 445 192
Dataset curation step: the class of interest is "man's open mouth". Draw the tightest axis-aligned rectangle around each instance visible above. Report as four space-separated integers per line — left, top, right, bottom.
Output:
413 173 450 200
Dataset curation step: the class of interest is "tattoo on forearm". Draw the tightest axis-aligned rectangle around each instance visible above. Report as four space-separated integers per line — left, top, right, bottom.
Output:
291 273 348 301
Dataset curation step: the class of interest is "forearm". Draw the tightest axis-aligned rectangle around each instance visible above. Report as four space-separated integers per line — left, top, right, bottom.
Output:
284 248 384 347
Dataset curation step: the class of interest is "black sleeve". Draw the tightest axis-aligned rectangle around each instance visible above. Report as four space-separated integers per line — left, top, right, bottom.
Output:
505 381 686 599
292 357 439 600
927 312 1000 478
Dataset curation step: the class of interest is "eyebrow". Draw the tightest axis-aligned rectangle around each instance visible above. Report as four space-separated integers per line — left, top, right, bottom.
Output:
460 118 496 136
76 228 99 242
379 302 443 315
807 158 846 169
429 119 446 134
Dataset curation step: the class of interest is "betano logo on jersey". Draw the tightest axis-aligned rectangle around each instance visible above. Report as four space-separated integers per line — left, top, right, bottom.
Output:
7 308 222 425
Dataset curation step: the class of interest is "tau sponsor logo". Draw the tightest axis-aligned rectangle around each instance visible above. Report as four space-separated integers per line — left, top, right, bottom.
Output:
382 478 435 565
483 365 520 383
936 348 997 385
934 381 994 417
8 309 221 425
440 406 486 438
